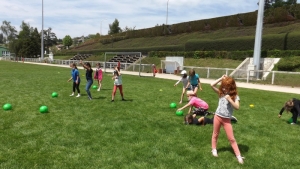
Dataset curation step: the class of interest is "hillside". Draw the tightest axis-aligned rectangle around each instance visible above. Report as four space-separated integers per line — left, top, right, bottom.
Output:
68 21 300 52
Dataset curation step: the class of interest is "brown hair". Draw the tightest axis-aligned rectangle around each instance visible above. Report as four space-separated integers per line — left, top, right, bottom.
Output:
184 114 193 124
218 76 237 100
71 63 77 69
284 99 294 112
189 69 195 77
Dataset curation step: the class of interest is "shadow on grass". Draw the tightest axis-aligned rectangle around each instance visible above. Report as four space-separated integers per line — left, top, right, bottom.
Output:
92 97 107 99
218 144 249 155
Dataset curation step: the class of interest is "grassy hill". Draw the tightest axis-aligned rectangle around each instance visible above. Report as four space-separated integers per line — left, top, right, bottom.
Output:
68 21 300 51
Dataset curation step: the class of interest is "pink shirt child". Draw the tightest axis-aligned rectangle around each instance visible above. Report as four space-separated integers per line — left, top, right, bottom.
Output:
189 97 209 110
94 68 103 80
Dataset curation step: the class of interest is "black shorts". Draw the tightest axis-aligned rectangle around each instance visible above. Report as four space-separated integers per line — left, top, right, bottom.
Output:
192 108 208 116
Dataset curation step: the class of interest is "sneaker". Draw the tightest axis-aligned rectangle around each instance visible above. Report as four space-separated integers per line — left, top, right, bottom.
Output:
237 156 244 164
212 149 218 157
122 98 125 101
76 94 81 97
111 100 114 102
97 88 100 91
70 93 74 96
290 122 295 125
179 101 182 104
88 97 92 100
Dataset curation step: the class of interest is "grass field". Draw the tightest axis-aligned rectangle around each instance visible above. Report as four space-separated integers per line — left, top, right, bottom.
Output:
1 61 300 168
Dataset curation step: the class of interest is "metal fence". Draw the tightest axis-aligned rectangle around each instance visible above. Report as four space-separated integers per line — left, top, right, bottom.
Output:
2 57 300 86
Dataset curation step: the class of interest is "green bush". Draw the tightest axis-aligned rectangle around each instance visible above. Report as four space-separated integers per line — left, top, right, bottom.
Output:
276 56 300 71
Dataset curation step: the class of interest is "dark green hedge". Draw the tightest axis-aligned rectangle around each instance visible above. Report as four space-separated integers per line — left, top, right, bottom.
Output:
185 33 293 51
149 50 300 60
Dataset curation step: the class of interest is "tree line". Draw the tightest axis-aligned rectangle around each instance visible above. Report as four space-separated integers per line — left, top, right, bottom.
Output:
0 20 58 58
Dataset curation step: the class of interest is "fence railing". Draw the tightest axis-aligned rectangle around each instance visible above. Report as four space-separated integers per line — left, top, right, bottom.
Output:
2 57 300 87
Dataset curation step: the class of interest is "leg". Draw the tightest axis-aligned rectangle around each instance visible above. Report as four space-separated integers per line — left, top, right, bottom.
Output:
212 115 222 152
111 85 117 101
76 82 80 94
193 87 199 97
180 88 185 104
118 85 124 100
222 118 241 156
85 80 93 99
72 82 76 93
291 110 298 124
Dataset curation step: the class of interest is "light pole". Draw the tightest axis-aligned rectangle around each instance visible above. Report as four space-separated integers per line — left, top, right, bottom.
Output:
41 0 44 60
253 0 265 79
166 0 169 26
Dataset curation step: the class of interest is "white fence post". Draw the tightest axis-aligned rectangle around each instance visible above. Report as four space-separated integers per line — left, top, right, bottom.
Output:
272 71 275 85
207 68 210 78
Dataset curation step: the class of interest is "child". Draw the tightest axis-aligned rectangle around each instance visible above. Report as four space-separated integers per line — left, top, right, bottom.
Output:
174 70 191 104
185 69 202 96
111 66 124 102
67 63 81 97
152 64 157 77
94 63 103 91
184 114 214 126
79 60 93 100
177 91 209 115
278 98 300 124
210 75 244 164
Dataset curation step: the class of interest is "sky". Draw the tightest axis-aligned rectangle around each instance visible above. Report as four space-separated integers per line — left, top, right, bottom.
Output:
1 0 259 39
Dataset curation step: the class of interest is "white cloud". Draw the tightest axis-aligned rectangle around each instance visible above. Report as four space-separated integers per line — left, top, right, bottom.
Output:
0 0 258 38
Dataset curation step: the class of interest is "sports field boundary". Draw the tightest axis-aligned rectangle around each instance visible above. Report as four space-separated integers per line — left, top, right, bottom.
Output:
18 61 300 94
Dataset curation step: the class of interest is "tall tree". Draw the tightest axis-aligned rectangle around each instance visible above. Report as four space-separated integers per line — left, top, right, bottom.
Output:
0 21 17 43
43 27 57 54
0 33 4 44
108 19 122 35
63 35 73 48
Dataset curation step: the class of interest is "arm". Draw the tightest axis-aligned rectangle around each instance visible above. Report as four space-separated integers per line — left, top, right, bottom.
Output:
210 75 226 94
79 60 90 70
187 106 193 114
114 67 121 76
278 107 285 117
198 117 205 126
174 79 181 86
185 81 191 89
67 77 72 82
225 95 239 110
177 103 191 111
198 78 202 91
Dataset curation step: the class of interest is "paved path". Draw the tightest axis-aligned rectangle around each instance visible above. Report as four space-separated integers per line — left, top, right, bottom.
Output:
24 62 300 94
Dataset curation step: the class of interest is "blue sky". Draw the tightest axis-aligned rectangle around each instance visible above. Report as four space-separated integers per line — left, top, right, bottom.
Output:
1 0 258 39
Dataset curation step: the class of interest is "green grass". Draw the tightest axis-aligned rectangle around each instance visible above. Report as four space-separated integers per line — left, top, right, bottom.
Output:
1 61 300 168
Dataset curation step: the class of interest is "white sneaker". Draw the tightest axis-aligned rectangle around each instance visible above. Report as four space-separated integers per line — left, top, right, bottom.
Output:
212 149 218 157
97 88 100 91
237 156 244 164
70 93 74 96
76 94 81 97
290 122 295 125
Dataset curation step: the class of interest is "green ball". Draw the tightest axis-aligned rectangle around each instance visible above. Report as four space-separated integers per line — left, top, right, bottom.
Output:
39 106 48 113
176 110 183 116
288 118 293 123
3 103 12 111
92 85 97 89
51 92 58 98
170 102 177 108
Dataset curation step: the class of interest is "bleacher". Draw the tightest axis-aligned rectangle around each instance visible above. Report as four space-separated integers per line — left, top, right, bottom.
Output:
107 54 140 69
69 54 92 60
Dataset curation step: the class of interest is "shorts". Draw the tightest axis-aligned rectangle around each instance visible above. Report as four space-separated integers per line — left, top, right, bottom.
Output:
191 84 199 90
193 108 208 116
